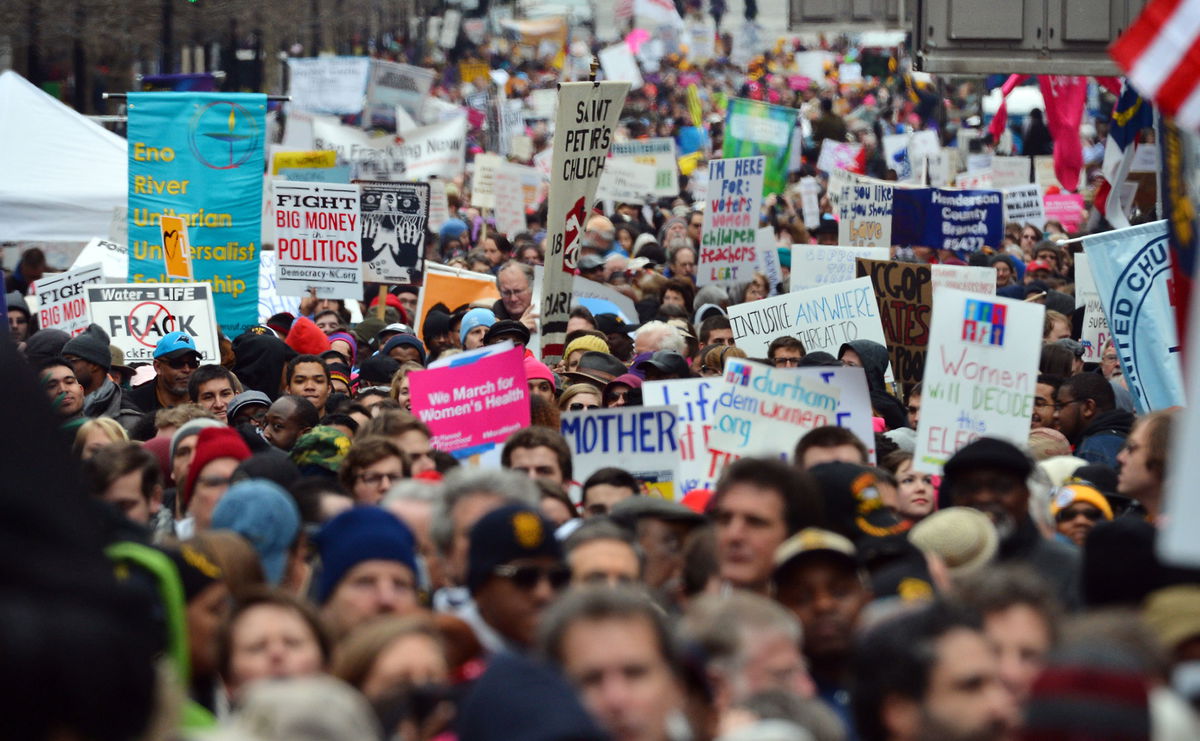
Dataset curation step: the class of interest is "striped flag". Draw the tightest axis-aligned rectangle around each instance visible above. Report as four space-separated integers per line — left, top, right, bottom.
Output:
1096 80 1154 228
1109 0 1200 130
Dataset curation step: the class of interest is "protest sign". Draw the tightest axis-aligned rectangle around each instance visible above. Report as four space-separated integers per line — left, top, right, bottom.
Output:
532 266 639 323
366 60 435 121
789 245 889 290
797 177 821 226
991 156 1032 187
470 153 503 209
87 282 220 363
756 228 784 296
272 182 362 299
72 237 128 281
393 117 469 181
955 170 993 190
30 264 104 336
439 9 461 48
159 215 194 280
286 57 370 115
856 259 933 387
1082 221 1184 412
882 133 915 182
643 378 725 494
271 149 337 175
359 182 429 285
427 179 450 231
611 138 678 197
493 164 528 237
708 359 876 460
914 289 1043 473
410 345 529 454
541 81 630 362
561 406 680 494
598 43 644 89
723 98 796 194
1072 252 1109 363
594 158 658 203
838 181 893 247
312 116 405 180
697 156 765 287
127 92 263 335
416 262 499 344
817 140 865 174
1043 193 1086 233
1002 184 1046 228
931 264 996 296
256 251 301 322
890 187 1004 255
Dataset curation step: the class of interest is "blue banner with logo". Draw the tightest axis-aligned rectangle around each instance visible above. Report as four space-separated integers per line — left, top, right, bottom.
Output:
891 187 1004 256
127 92 265 336
1083 221 1184 413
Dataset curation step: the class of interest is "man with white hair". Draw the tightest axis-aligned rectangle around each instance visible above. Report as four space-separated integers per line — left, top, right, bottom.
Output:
383 479 445 592
634 320 686 356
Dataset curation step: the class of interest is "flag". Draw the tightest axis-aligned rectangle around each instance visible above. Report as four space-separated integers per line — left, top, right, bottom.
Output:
1097 80 1154 229
987 74 1031 142
1109 0 1200 130
1039 76 1088 192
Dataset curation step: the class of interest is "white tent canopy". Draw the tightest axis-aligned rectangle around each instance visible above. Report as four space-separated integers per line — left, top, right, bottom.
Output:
0 70 127 243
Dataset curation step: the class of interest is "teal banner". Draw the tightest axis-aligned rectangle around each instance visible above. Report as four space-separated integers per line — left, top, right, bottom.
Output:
127 92 265 336
722 98 795 195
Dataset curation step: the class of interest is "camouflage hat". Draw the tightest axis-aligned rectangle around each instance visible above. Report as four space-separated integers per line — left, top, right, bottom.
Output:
290 425 352 475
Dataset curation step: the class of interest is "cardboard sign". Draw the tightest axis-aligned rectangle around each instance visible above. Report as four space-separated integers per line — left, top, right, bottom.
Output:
643 378 725 495
72 237 128 281
816 140 864 174
470 153 503 209
838 181 893 247
914 289 1044 473
286 57 371 115
697 156 765 286
856 259 933 387
728 277 891 378
541 81 630 363
409 346 529 453
1043 193 1086 233
891 188 1004 254
931 265 997 296
594 158 658 203
1072 252 1109 363
756 228 784 296
87 282 220 363
1082 221 1184 412
493 164 528 237
789 245 889 290
1002 184 1047 228
561 406 680 495
415 262 499 344
273 182 362 299
359 181 429 285
30 264 105 336
708 359 875 460
159 215 194 280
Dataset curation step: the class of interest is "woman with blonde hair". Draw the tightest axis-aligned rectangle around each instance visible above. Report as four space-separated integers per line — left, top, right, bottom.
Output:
389 361 425 411
73 416 129 459
332 616 450 701
557 384 603 413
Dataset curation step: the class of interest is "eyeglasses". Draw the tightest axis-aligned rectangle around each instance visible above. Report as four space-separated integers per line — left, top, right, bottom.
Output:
568 402 600 411
358 471 401 486
493 563 571 591
163 354 200 370
500 288 529 298
771 356 802 367
1055 507 1104 524
1053 399 1084 412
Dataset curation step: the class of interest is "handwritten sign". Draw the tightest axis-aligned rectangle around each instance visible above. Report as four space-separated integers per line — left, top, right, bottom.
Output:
990 156 1032 187
1072 252 1109 363
856 258 933 388
594 158 659 204
561 406 679 495
643 378 724 495
493 164 528 237
611 137 678 197
838 182 893 247
409 346 529 453
931 265 997 296
698 156 765 286
790 245 889 290
1002 184 1046 228
914 289 1043 473
273 181 362 299
470 153 503 209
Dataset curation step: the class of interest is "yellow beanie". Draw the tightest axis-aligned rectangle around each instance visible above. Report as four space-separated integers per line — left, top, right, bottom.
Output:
563 335 610 361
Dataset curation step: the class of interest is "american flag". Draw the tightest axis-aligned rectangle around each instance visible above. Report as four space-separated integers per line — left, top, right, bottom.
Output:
1109 0 1200 130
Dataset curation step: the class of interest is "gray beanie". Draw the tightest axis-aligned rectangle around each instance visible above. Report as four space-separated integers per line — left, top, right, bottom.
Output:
170 418 224 460
62 324 113 370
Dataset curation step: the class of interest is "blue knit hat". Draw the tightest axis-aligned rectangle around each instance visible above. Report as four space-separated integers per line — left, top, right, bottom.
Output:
211 479 300 585
459 307 497 345
381 333 427 365
314 507 418 603
467 505 562 595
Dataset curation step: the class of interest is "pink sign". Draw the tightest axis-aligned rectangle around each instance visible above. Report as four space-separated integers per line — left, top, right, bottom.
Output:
408 346 530 453
1043 193 1086 234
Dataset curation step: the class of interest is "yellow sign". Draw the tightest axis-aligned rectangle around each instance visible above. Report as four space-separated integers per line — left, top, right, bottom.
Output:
160 215 194 280
459 61 490 86
271 150 337 175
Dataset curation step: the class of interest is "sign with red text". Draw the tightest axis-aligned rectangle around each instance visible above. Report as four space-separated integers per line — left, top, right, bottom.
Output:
931 265 997 296
698 156 765 287
409 345 529 453
87 282 219 363
914 289 1043 474
856 259 933 388
838 181 894 247
273 182 362 299
643 378 724 495
30 264 105 336
1044 193 1086 233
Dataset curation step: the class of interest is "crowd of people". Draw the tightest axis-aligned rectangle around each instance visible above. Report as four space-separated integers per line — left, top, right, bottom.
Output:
4 12 1198 741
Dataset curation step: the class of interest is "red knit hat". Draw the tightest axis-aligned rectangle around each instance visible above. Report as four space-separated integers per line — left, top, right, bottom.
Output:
285 316 331 356
183 426 251 512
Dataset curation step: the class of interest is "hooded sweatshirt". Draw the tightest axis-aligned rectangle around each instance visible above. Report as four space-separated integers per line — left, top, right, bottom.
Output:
839 340 908 431
1074 408 1135 468
83 377 144 433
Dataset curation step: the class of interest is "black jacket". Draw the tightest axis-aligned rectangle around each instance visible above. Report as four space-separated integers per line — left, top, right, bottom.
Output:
840 340 909 431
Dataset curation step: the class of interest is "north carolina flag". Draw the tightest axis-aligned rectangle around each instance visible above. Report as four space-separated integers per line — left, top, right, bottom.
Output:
1109 0 1200 130
1097 81 1154 228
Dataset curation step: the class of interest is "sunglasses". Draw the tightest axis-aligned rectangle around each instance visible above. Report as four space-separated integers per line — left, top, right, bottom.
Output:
493 563 571 591
569 402 600 411
163 354 200 370
1055 506 1104 524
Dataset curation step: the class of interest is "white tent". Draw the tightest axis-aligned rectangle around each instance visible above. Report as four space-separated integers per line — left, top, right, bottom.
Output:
0 70 127 242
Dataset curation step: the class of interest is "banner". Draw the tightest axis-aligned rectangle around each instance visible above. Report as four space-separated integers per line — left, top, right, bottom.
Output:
697 156 765 287
541 81 630 362
789 245 889 290
272 181 362 299
561 406 680 495
594 158 658 203
313 115 467 182
931 265 997 296
366 60 435 122
643 378 723 494
1001 184 1046 228
1072 252 1109 363
837 181 893 247
87 282 220 363
30 264 105 336
856 259 933 387
723 98 796 195
409 346 529 453
890 187 1004 255
611 138 678 197
127 92 264 335
360 182 429 285
708 359 875 459
1082 221 1184 412
914 289 1043 473
728 277 891 375
286 57 370 115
